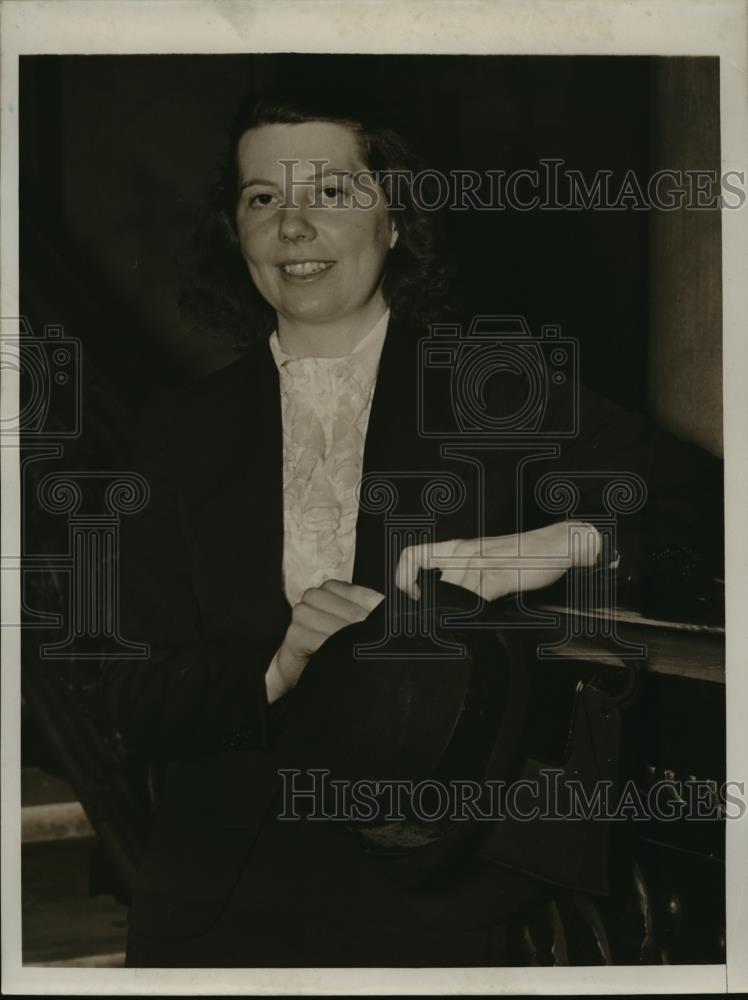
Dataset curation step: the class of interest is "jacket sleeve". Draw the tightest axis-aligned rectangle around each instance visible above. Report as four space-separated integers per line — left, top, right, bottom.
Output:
101 393 287 763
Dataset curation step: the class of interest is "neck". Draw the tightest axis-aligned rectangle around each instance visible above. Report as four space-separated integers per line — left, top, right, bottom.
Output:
277 295 388 358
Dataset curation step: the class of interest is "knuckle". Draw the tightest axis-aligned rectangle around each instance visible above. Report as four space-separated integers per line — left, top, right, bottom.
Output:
291 603 310 625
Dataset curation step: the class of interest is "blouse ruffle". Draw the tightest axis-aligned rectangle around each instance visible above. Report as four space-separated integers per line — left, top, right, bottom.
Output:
269 312 389 607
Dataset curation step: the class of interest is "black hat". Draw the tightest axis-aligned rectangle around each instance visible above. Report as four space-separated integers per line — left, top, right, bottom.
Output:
274 571 536 885
274 570 631 896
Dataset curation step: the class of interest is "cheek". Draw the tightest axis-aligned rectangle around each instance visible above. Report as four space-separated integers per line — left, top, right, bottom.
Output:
237 216 272 267
247 260 280 305
241 234 279 299
236 225 254 264
342 212 391 266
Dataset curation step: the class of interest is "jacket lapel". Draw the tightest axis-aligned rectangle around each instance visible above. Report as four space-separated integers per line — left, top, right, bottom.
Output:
186 318 489 625
352 318 458 593
182 341 290 639
352 316 517 594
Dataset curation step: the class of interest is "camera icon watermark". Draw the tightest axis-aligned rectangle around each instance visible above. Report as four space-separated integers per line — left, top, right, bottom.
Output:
418 315 579 441
0 316 81 440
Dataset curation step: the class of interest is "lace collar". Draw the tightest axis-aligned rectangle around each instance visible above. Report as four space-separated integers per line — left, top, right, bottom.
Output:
268 309 390 382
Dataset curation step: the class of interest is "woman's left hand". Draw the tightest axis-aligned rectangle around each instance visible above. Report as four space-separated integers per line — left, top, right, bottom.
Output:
395 520 601 602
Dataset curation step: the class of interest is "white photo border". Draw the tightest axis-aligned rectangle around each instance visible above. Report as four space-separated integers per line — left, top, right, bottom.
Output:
2 0 746 994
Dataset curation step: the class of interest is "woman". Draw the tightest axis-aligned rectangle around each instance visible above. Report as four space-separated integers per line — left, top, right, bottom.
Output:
105 97 722 967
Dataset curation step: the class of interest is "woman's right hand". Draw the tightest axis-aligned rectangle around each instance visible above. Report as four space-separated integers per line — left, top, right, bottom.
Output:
266 579 384 703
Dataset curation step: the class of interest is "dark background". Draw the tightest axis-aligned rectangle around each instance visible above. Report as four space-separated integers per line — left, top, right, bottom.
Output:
20 53 655 446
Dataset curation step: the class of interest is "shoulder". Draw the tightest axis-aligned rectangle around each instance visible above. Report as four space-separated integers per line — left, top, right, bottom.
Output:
147 342 270 417
188 340 272 405
132 341 273 459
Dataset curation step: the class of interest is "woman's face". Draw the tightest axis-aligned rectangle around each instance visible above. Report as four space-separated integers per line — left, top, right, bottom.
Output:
235 121 397 327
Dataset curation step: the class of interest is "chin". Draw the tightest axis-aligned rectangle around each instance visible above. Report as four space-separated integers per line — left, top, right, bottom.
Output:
284 299 341 322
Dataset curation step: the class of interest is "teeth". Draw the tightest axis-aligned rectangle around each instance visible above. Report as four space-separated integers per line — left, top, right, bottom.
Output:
282 261 333 276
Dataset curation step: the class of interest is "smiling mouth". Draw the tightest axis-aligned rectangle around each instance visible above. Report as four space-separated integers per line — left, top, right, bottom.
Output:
279 261 335 277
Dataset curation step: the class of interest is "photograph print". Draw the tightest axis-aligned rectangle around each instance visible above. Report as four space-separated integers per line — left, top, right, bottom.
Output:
13 47 730 974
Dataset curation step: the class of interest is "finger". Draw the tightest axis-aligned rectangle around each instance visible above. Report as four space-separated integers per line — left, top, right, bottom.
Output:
294 602 355 637
359 588 386 613
396 539 472 598
440 566 485 597
440 565 517 601
285 621 332 658
478 569 519 600
403 538 475 597
319 578 385 612
395 544 427 599
302 586 374 623
438 565 466 589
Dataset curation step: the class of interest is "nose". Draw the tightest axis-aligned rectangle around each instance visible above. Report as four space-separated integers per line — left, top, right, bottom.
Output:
278 205 317 243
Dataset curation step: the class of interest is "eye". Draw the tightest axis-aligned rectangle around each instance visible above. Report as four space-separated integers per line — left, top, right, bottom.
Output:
248 191 280 209
315 180 348 207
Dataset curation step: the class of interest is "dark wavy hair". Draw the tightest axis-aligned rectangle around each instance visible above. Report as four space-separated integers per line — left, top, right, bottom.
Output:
179 96 452 348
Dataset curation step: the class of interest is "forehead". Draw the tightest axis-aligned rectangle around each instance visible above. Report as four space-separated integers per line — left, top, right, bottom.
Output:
236 122 367 182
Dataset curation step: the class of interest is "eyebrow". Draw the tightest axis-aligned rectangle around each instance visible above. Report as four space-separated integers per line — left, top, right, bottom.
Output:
239 169 355 193
239 178 278 192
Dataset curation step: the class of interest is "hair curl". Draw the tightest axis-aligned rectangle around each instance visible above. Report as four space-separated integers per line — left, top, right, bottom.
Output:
179 97 452 349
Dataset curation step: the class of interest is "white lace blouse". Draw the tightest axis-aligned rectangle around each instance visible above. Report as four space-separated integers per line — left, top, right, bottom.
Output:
268 310 389 608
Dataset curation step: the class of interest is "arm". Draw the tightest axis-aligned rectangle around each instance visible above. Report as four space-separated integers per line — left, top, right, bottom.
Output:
102 395 285 762
395 380 723 603
102 394 386 758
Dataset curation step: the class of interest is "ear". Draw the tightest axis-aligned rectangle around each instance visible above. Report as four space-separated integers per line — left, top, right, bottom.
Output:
389 221 399 250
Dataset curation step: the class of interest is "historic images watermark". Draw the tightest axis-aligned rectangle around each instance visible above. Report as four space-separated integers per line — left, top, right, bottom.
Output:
277 768 745 824
252 158 746 212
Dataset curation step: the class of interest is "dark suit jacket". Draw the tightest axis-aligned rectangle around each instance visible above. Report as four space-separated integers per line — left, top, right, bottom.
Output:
103 316 723 961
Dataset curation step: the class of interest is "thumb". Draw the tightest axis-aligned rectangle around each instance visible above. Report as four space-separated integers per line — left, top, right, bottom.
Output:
395 544 426 600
